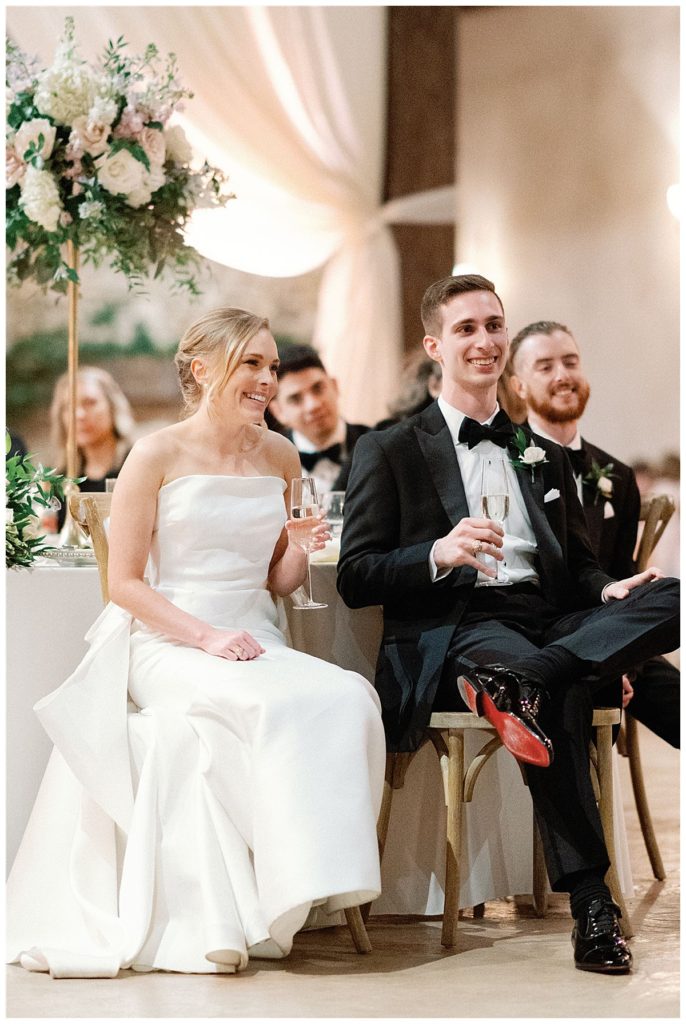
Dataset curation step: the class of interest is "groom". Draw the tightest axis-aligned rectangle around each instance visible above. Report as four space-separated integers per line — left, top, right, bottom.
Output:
337 274 679 974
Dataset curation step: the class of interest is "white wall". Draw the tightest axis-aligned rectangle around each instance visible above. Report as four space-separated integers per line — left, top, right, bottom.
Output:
456 6 679 464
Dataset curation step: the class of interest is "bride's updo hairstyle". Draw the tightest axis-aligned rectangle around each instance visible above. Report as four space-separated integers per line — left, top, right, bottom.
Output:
175 307 270 417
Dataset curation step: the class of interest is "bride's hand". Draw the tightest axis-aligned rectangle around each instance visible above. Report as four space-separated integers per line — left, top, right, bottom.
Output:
200 628 265 661
285 513 331 553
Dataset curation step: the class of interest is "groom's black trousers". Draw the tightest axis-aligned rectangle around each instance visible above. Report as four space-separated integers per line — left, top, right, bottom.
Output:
433 577 680 890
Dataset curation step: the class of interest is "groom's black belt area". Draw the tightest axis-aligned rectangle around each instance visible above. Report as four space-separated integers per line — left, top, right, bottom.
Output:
472 581 542 600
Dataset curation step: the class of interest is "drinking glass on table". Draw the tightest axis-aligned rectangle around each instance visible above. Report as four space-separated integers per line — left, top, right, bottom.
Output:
290 477 328 609
480 457 510 584
321 491 345 539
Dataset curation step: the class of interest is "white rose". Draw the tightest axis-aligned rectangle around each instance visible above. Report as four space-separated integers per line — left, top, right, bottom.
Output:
598 476 613 497
521 445 546 466
140 126 166 167
164 124 192 164
125 184 152 209
125 164 165 208
19 165 62 232
70 115 110 158
14 118 56 161
97 147 145 197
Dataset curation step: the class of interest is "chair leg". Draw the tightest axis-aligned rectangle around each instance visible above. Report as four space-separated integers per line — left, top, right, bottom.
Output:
344 906 372 953
625 715 666 881
441 728 465 948
362 754 396 923
532 820 548 917
595 725 634 939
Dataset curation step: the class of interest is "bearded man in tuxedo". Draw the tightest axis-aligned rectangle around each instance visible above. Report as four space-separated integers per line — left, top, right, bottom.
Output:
507 320 679 749
337 274 679 974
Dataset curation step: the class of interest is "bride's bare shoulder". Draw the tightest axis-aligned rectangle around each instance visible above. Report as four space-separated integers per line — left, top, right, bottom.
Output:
263 428 300 475
120 424 185 484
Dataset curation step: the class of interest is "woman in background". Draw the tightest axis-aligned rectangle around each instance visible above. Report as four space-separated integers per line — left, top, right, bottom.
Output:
49 366 136 529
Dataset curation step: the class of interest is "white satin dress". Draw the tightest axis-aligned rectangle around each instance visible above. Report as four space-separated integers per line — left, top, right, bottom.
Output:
7 475 385 977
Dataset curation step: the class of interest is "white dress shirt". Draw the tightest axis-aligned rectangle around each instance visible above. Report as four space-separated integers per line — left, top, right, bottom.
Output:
430 397 540 587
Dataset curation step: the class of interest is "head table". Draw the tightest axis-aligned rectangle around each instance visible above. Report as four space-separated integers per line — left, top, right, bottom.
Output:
6 562 633 911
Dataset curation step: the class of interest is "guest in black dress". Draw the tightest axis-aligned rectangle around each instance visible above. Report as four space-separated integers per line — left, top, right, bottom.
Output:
48 366 136 530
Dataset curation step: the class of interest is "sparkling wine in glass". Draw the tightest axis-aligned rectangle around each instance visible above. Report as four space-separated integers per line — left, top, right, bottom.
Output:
290 477 328 610
480 457 510 583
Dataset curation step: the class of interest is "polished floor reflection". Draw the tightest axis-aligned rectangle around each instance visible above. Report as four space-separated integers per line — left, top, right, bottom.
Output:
7 724 679 1019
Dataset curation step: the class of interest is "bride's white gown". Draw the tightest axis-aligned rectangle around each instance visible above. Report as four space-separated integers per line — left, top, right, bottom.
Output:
7 476 385 977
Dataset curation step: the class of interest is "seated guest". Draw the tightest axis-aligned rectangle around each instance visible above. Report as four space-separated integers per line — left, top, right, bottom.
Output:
338 273 680 974
375 354 442 429
49 366 136 529
506 319 679 749
270 344 370 493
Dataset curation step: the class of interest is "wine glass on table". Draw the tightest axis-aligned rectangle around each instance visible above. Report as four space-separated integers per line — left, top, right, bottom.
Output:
290 477 328 610
480 457 510 585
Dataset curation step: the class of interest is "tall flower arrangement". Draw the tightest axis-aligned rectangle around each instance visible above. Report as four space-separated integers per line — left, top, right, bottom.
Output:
6 17 230 293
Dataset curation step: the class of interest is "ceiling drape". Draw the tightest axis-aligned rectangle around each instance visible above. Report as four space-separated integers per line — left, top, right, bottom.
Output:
7 6 455 422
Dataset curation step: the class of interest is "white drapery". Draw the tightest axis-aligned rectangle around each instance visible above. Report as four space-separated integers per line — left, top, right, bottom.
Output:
7 7 455 422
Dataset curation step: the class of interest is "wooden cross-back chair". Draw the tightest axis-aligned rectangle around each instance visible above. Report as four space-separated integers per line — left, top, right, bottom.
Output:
371 701 629 948
68 490 374 955
616 493 677 881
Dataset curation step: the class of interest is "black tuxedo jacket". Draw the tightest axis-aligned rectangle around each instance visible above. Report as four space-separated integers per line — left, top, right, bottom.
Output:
287 421 370 491
337 401 614 750
579 439 640 579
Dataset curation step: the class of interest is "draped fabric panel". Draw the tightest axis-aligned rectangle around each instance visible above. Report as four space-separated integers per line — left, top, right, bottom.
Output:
8 6 455 422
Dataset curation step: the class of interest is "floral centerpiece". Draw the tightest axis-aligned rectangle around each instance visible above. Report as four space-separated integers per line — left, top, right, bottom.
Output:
6 17 230 293
5 432 67 568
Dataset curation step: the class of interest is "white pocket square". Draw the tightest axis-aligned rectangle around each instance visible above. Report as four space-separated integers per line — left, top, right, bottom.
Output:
544 488 560 503
604 501 615 519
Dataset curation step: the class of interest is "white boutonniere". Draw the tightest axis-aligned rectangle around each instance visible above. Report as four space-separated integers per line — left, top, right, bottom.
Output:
508 427 548 481
584 460 616 505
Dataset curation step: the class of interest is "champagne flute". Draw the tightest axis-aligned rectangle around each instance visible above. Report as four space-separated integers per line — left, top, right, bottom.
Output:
290 477 328 610
480 457 510 584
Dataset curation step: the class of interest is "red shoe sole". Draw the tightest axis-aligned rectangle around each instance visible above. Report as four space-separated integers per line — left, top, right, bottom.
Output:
458 674 552 767
481 690 552 768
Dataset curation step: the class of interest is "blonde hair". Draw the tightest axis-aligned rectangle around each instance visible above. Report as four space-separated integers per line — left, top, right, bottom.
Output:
174 307 270 417
50 365 136 471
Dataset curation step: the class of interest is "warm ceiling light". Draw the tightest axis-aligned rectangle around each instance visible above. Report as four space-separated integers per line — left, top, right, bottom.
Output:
666 184 680 220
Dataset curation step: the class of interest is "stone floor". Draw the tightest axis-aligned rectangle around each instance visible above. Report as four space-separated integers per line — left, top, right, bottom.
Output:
6 724 679 1019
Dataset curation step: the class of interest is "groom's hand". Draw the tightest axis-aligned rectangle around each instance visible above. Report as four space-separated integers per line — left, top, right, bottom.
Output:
603 566 666 602
433 516 504 577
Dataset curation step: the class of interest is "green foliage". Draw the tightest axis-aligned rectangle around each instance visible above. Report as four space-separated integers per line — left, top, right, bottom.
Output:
5 431 67 568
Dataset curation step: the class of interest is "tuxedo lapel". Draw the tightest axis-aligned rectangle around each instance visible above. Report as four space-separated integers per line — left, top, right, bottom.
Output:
414 403 470 526
513 449 565 584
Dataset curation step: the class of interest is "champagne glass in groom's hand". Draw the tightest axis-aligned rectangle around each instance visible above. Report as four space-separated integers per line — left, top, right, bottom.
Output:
290 478 328 609
480 457 510 584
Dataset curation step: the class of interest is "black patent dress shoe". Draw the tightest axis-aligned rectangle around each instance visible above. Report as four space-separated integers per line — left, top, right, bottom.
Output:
572 898 632 974
457 664 554 768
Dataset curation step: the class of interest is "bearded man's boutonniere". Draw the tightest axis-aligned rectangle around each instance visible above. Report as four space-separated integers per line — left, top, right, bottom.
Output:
584 460 616 505
508 427 548 481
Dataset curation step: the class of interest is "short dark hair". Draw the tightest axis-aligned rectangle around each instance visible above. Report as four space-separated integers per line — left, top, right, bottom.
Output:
420 274 503 336
276 343 326 381
508 320 573 372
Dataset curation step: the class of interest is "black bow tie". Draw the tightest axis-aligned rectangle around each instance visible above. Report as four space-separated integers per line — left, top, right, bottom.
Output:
565 446 591 477
299 443 343 472
457 410 515 450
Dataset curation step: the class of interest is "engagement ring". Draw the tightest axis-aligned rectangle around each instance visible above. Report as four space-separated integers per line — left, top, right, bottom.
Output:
473 541 483 555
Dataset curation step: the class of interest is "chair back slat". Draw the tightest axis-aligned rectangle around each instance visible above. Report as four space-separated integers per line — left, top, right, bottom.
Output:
635 494 675 573
67 492 112 604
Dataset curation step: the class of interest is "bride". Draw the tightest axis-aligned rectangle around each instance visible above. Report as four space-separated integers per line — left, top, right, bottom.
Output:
7 308 385 978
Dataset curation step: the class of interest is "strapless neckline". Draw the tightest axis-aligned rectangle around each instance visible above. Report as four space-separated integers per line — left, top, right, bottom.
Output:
160 474 287 493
